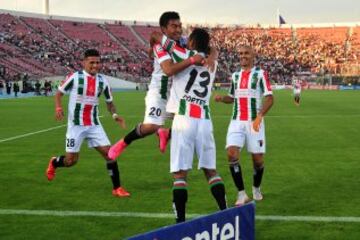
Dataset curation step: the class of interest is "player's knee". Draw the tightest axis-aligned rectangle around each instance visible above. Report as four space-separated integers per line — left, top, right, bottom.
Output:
173 170 187 179
227 149 239 161
203 169 217 179
252 156 264 168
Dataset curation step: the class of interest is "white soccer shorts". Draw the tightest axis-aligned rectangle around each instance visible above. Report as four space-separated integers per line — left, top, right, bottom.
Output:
226 120 266 153
65 125 111 153
143 92 169 126
293 89 301 96
170 115 216 173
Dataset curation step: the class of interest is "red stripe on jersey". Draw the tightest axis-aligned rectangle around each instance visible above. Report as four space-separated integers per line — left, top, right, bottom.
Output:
153 44 167 59
189 104 201 118
240 70 250 89
238 71 251 121
239 98 248 121
86 76 96 96
83 104 93 126
263 71 272 91
174 45 186 54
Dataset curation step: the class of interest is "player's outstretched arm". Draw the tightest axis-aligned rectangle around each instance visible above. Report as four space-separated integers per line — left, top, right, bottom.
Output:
106 102 126 129
214 95 234 104
54 91 64 121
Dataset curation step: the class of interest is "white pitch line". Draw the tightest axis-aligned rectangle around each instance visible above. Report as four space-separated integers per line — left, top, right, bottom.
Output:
0 124 67 143
1 114 358 143
0 116 104 143
123 114 360 119
0 209 359 223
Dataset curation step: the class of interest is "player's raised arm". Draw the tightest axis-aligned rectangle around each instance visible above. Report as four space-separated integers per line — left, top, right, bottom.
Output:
153 43 203 77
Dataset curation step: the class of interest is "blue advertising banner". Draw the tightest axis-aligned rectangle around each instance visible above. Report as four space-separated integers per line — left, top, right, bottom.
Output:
128 202 255 240
339 85 360 90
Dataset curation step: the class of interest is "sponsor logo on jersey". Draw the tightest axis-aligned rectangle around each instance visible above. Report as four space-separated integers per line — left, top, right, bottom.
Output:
182 94 206 106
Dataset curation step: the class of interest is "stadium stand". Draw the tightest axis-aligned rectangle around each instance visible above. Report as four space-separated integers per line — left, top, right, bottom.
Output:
0 11 359 85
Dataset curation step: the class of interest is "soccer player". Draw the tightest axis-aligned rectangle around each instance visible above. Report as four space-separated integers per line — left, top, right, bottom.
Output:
214 45 274 205
160 28 227 223
46 49 130 198
293 78 301 106
108 12 204 160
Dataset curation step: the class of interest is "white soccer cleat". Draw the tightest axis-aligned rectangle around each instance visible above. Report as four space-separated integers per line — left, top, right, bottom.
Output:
235 190 250 206
252 186 263 201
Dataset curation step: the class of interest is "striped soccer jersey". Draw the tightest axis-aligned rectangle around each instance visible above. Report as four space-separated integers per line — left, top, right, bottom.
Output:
160 38 214 119
228 67 272 121
58 70 113 126
150 44 172 100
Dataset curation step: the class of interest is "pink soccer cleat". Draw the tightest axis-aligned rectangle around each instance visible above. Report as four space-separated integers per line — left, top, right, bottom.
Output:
112 187 130 197
157 128 170 153
108 139 128 160
46 157 57 181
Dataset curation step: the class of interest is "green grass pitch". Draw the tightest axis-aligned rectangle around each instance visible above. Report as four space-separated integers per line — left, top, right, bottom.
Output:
0 89 359 239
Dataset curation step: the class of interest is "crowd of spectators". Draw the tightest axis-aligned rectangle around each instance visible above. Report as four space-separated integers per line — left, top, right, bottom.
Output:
1 13 359 85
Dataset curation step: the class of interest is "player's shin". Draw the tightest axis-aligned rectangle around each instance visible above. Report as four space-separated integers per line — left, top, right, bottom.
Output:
123 124 144 145
106 160 120 189
253 165 264 188
52 155 65 168
229 160 245 191
172 179 188 223
209 175 227 210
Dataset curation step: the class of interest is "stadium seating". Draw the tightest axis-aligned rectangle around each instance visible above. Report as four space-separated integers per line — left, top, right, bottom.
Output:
0 12 359 84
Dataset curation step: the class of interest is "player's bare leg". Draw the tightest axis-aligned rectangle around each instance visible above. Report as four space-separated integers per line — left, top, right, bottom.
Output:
227 146 250 206
172 170 188 223
252 153 264 201
46 153 79 181
96 146 130 197
203 169 227 210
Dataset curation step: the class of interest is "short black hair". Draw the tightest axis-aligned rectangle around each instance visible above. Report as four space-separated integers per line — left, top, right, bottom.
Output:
84 49 100 59
159 11 180 27
189 28 210 54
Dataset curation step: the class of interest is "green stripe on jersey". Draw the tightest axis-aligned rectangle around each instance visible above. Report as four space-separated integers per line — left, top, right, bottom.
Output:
172 52 184 63
260 79 264 93
64 79 73 91
97 81 103 97
251 72 259 90
159 76 168 100
231 73 240 119
204 105 210 119
104 86 110 100
77 71 84 95
93 105 99 125
251 98 257 120
179 99 186 115
232 99 238 120
73 103 82 125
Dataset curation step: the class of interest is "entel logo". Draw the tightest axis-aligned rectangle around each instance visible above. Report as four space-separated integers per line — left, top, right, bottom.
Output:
181 215 240 240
